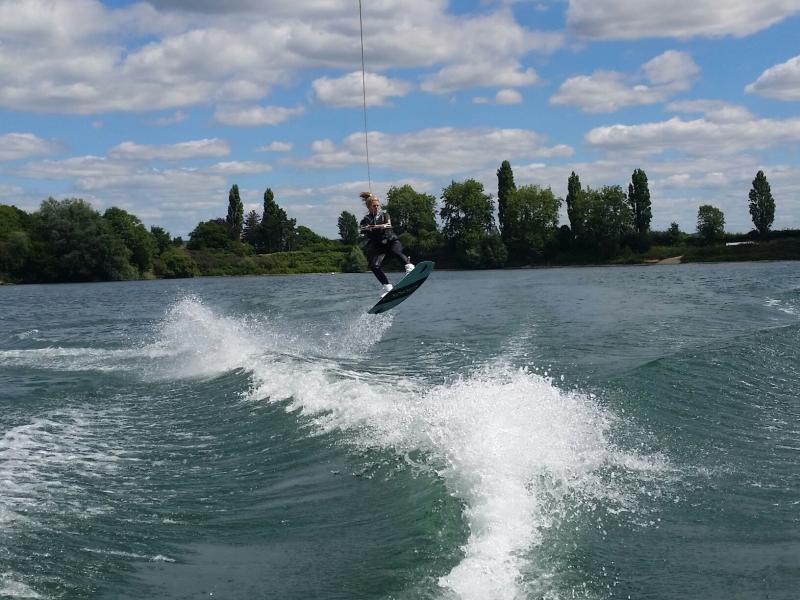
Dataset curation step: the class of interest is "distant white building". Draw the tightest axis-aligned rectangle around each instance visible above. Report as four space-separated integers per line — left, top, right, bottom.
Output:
725 241 756 246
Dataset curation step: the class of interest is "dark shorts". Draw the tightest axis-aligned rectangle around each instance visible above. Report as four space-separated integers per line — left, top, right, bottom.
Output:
366 238 407 268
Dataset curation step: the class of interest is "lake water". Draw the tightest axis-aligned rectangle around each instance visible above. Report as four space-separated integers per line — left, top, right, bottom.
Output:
1 262 798 600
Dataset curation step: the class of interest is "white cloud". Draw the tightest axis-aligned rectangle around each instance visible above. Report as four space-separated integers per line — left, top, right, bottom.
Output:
666 99 753 122
643 50 700 86
496 89 523 104
567 0 800 40
585 116 800 156
0 133 62 161
144 0 357 17
552 71 663 113
473 90 524 104
19 156 146 181
0 0 111 43
14 155 241 235
745 55 800 101
148 111 189 127
551 50 699 112
312 71 413 107
206 161 272 174
257 141 293 152
657 171 729 189
0 0 562 115
108 139 230 160
0 183 25 203
213 105 305 127
422 62 539 94
305 127 573 175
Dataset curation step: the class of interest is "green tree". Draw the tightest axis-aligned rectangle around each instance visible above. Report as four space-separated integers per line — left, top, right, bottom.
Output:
441 179 495 239
103 207 157 274
504 185 561 262
583 185 633 256
697 205 725 243
188 219 231 250
565 171 584 239
261 188 296 252
342 245 368 272
557 225 573 251
0 230 31 278
480 232 508 268
150 226 172 255
292 225 326 249
385 184 439 256
0 205 32 280
0 205 30 237
338 211 359 245
385 185 438 235
496 160 516 245
226 184 244 240
440 179 506 267
32 198 135 282
748 170 775 237
243 210 262 247
628 168 652 234
667 222 684 245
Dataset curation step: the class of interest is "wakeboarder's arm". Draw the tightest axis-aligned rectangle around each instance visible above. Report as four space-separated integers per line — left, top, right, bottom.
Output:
359 213 392 231
359 224 392 231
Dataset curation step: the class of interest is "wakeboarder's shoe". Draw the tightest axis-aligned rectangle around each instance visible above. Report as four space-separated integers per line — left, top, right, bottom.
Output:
404 262 415 274
381 283 393 297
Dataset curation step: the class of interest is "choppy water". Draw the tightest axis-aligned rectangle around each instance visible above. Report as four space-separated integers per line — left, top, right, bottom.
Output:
1 263 798 600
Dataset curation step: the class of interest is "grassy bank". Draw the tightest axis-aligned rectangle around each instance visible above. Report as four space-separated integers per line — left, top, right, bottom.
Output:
681 238 800 263
189 245 351 277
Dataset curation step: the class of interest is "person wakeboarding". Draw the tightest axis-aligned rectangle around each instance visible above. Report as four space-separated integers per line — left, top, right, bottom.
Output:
359 191 414 296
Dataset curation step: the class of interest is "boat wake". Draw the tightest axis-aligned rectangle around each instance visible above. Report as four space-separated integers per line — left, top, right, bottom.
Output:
0 295 671 599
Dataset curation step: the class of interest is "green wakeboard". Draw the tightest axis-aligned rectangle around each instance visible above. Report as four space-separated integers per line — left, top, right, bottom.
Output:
368 261 434 314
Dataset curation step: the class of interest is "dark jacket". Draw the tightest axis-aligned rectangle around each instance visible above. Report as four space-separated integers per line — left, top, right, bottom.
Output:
360 211 397 246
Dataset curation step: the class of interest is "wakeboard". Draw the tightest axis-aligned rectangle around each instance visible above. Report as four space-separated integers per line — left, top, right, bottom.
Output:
368 261 434 314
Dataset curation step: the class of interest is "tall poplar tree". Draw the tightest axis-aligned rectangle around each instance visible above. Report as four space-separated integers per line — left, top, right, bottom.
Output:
261 188 296 252
496 160 516 244
627 168 652 234
565 171 583 238
226 184 244 240
748 170 775 236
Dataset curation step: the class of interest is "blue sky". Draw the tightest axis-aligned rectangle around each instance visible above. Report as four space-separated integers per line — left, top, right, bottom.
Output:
1 0 799 238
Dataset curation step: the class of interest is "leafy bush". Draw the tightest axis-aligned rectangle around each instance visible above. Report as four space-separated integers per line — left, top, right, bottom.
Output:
342 245 368 273
155 247 200 278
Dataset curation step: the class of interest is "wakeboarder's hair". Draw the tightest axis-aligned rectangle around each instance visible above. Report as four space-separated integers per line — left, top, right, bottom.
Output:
360 191 379 207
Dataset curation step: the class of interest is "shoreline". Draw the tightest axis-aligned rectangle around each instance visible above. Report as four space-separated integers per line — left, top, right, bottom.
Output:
7 255 800 286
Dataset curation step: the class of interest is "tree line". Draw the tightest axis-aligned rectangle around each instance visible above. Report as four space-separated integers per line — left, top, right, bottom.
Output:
0 183 345 283
336 163 783 269
0 163 790 284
